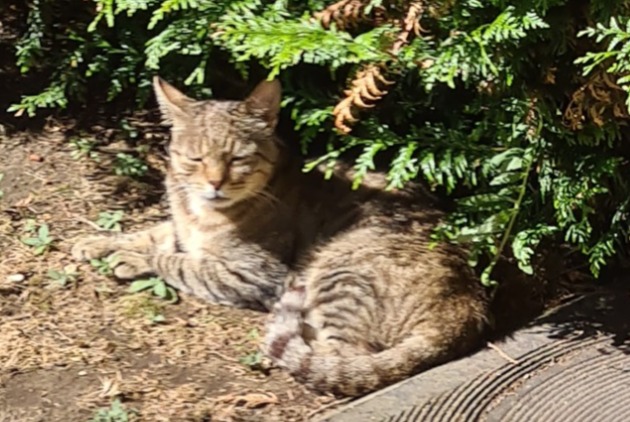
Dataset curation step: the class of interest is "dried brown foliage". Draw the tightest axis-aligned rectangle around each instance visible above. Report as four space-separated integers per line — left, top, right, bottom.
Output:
320 1 428 133
315 0 386 31
391 1 426 54
564 70 630 130
333 65 394 133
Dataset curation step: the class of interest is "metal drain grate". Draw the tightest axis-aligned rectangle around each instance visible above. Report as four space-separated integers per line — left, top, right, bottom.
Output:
385 336 630 422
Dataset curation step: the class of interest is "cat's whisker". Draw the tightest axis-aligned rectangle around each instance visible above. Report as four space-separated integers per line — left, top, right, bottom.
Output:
252 189 280 207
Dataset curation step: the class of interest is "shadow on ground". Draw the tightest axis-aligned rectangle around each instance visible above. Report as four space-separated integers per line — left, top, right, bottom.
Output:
538 284 630 353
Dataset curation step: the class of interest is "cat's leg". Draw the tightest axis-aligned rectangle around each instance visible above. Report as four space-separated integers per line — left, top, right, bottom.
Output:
109 251 286 310
71 221 176 261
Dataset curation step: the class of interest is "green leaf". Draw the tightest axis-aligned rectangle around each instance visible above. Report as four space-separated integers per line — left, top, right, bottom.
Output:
165 286 179 303
128 278 157 293
48 270 62 279
153 281 167 298
489 172 522 186
38 224 49 240
21 237 40 246
151 314 166 323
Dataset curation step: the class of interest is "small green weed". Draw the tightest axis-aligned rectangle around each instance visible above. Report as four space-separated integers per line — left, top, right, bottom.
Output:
70 137 100 161
47 266 79 288
148 311 166 324
239 351 264 369
114 153 147 177
90 256 118 276
23 218 38 232
20 223 54 255
120 118 139 140
246 327 260 341
96 210 124 231
121 293 167 324
90 398 136 422
129 277 178 303
238 329 266 370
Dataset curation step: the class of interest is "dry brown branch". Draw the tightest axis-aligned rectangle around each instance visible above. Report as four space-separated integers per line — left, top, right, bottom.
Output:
333 65 395 133
525 96 539 139
316 0 367 30
317 1 431 133
391 1 426 54
564 70 630 130
486 341 520 365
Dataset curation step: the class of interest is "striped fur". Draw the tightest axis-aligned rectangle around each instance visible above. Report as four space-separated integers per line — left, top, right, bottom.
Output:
72 77 489 396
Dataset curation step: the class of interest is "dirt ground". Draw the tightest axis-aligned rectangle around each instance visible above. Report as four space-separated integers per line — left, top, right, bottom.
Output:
0 122 334 422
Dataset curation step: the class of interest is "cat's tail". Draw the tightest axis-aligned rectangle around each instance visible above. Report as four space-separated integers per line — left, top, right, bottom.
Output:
263 287 459 397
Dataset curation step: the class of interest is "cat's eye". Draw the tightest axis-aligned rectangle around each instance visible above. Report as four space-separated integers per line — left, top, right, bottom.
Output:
230 156 249 164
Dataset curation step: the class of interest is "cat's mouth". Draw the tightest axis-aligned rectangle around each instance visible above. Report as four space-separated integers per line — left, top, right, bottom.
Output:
201 190 228 201
200 192 234 208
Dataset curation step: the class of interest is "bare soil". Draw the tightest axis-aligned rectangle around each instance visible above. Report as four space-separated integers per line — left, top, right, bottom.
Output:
0 123 332 422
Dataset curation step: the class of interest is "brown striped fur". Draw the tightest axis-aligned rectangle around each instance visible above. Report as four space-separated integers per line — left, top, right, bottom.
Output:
72 77 489 396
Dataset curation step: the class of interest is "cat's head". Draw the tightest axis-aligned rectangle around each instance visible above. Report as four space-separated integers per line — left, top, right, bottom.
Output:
153 76 282 211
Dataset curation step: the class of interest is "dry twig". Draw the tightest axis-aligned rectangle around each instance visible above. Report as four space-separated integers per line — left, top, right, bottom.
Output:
316 0 369 30
391 1 426 54
333 65 394 133
487 341 520 365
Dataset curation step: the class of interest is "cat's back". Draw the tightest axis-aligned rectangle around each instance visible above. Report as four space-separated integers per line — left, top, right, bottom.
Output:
295 162 444 238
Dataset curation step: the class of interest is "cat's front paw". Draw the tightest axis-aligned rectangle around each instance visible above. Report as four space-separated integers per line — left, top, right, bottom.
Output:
71 236 115 261
110 251 153 280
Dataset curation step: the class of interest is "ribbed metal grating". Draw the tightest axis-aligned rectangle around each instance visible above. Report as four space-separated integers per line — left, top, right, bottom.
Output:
384 333 630 422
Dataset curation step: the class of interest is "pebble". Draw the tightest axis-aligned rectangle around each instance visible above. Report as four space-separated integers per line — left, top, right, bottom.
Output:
7 273 25 283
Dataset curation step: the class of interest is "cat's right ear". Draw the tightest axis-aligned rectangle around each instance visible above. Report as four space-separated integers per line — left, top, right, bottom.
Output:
153 76 193 123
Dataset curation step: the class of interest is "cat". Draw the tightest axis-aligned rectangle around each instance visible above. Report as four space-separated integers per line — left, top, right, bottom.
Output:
72 76 489 396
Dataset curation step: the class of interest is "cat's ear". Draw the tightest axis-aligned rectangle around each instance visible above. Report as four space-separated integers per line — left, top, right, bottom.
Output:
153 76 193 123
243 79 281 128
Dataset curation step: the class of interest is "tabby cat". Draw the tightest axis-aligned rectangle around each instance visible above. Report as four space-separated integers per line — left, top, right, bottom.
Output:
72 77 489 396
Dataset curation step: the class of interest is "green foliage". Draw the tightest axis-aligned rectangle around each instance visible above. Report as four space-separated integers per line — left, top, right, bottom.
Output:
14 0 44 74
70 137 100 161
90 256 118 276
240 351 264 369
20 223 54 255
576 16 630 109
216 4 390 78
129 277 178 303
97 211 125 231
9 0 630 281
114 153 148 177
47 267 79 288
90 398 136 422
237 328 267 371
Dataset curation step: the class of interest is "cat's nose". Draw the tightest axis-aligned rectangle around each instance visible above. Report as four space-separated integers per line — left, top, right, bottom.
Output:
208 179 224 189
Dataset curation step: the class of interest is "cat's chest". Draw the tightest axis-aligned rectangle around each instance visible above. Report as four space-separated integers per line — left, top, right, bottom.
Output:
174 221 231 259
178 226 207 258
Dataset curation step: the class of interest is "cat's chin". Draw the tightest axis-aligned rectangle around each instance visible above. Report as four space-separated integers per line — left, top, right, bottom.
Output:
188 195 236 214
208 198 235 208
204 197 237 209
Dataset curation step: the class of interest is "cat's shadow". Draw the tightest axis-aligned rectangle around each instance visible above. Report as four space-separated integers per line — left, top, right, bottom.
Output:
536 288 630 353
489 263 630 354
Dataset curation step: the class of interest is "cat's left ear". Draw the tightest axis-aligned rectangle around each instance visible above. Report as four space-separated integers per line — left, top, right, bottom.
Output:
243 79 281 128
